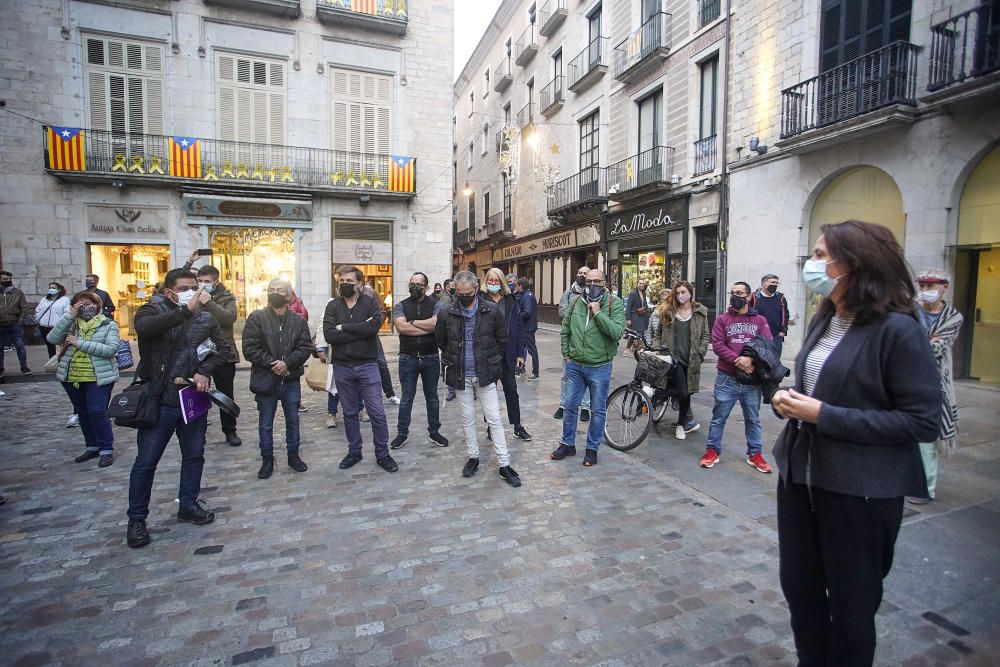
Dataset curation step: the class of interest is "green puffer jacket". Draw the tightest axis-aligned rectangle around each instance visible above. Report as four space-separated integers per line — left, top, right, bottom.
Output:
561 291 626 366
47 313 121 386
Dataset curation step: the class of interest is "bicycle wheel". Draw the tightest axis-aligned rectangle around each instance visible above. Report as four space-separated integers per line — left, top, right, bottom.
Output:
651 394 670 424
604 384 653 451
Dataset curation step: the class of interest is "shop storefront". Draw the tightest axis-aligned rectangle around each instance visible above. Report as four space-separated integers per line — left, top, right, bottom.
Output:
332 219 394 333
606 196 689 300
85 204 173 337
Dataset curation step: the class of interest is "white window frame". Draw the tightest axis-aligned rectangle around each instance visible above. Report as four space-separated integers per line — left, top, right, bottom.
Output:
216 52 287 146
84 34 165 136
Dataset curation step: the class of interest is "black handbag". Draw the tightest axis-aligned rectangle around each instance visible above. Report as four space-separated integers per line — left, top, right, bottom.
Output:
108 381 160 429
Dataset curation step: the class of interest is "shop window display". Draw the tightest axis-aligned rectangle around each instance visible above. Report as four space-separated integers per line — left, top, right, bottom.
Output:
88 243 171 337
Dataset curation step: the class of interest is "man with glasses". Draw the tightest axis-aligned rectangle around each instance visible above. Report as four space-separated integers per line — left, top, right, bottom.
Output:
389 272 449 450
553 265 592 420
702 281 774 473
242 278 313 479
551 269 626 468
323 266 398 473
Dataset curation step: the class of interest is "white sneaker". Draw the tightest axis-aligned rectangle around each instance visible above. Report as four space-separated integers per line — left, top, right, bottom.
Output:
675 425 686 440
326 414 338 428
66 414 79 428
360 409 370 422
387 395 401 405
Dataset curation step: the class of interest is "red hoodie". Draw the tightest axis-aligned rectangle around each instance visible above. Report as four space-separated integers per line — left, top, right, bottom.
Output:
711 308 772 377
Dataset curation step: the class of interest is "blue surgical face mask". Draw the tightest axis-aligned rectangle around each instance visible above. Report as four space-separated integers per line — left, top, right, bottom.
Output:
487 284 502 294
586 285 605 302
47 288 58 296
802 258 841 297
198 280 215 294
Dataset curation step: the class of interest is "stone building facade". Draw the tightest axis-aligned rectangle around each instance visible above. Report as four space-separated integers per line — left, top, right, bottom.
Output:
0 0 453 336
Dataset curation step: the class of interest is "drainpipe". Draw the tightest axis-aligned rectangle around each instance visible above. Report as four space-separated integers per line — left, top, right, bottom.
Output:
716 1 733 314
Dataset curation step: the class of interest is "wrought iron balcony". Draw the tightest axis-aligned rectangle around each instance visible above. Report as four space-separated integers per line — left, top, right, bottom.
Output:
780 41 919 139
539 76 564 116
494 57 513 92
487 211 514 238
316 0 408 35
700 0 721 27
613 12 671 83
475 223 490 242
41 128 416 197
517 102 534 128
606 146 676 200
204 0 301 18
496 128 511 154
538 0 567 37
548 166 608 216
927 1 1000 92
456 226 473 248
515 24 538 66
693 135 717 176
568 37 608 93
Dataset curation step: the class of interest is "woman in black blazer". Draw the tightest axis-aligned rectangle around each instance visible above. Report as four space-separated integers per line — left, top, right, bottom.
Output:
771 220 940 666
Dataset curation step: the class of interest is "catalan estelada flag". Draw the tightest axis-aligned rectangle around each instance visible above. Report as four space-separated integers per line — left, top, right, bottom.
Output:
352 0 378 15
46 126 86 171
388 155 415 193
169 136 202 178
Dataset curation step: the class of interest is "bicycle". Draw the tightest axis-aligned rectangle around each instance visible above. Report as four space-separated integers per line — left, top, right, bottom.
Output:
603 329 676 451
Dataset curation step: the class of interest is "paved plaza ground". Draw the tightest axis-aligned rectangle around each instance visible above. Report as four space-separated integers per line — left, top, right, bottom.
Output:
0 330 997 666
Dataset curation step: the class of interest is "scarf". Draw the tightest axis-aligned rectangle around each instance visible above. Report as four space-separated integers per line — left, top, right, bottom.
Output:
920 303 963 453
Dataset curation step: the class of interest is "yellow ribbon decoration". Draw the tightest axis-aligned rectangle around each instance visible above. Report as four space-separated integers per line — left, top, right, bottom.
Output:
371 175 385 189
625 159 634 184
112 154 127 172
345 170 359 187
129 155 145 173
222 161 235 178
147 156 164 175
396 0 407 17
279 166 294 183
252 164 265 180
330 170 345 185
360 173 372 188
236 162 250 178
203 163 220 181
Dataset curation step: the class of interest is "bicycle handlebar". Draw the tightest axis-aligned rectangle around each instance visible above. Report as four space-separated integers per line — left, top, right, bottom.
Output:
622 328 671 356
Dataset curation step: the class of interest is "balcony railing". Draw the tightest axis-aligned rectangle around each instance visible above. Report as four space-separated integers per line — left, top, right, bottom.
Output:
606 146 676 198
548 166 609 215
496 129 508 154
693 135 717 175
614 12 672 83
780 41 920 139
539 76 564 116
456 226 472 248
517 102 534 128
568 37 608 92
515 24 538 66
494 57 513 92
204 0 301 18
538 0 567 37
42 128 417 195
316 0 408 34
928 1 1000 92
700 0 721 27
487 211 513 237
475 223 490 242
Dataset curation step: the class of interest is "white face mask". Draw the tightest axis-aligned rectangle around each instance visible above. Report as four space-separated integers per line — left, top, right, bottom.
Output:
919 290 941 304
175 289 196 306
198 281 215 293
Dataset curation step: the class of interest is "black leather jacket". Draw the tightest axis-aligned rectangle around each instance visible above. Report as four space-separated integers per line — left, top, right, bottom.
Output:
435 297 506 389
242 307 313 395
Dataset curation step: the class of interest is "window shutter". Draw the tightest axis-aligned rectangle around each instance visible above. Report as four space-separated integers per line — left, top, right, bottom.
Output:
127 77 144 133
217 54 285 146
253 90 268 143
270 93 285 145
108 40 124 68
219 55 234 82
109 74 126 134
331 68 393 157
145 45 162 73
88 71 108 130
237 88 253 142
145 78 163 135
85 35 164 134
219 86 235 140
87 38 105 66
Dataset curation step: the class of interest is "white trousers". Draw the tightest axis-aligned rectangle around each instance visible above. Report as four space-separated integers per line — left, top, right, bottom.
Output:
458 376 509 467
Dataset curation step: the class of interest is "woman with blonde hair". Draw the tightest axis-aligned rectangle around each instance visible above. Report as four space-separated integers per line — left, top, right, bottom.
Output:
654 281 710 439
480 267 532 441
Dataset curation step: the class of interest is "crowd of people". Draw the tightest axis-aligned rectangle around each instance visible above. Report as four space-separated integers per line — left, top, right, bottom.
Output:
0 219 965 666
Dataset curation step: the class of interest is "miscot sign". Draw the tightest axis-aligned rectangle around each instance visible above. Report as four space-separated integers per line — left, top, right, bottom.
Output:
494 227 597 262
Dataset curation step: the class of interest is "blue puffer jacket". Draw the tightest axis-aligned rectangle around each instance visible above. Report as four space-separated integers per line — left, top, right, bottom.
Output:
47 313 121 386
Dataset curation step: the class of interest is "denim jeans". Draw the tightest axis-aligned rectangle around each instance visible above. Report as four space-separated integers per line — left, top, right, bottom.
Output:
397 353 441 438
255 380 301 457
0 324 28 370
918 441 938 499
333 362 389 459
127 404 207 520
561 361 612 451
459 376 509 466
62 381 114 454
327 391 339 415
559 358 590 409
706 372 763 455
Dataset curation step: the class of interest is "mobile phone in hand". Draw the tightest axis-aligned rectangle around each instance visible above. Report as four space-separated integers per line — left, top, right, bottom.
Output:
196 248 213 256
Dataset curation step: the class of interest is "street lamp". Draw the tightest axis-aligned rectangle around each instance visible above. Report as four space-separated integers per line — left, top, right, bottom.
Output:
462 184 473 197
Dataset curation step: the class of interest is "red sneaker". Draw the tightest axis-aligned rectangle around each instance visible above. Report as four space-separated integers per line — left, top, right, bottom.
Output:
747 453 772 473
699 449 719 468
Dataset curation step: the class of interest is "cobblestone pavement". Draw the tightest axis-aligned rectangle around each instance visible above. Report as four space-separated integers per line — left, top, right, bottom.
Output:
0 332 996 666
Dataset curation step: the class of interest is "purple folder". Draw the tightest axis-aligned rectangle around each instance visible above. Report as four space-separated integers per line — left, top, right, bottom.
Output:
179 385 213 424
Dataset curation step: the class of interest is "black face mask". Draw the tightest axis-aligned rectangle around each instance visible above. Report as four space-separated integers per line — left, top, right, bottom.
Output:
0 280 11 289
448 287 456 295
457 294 476 308
409 284 425 299
765 284 778 295
730 295 748 310
268 293 288 308
575 275 587 288
339 283 355 298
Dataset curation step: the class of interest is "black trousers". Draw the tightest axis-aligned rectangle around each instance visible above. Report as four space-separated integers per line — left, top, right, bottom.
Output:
524 329 539 375
777 481 903 667
39 325 58 358
498 364 521 426
213 362 238 434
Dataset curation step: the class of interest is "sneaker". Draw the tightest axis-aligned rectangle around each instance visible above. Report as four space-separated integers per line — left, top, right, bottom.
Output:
906 496 932 505
287 452 308 473
387 395 401 405
582 450 598 467
339 453 363 469
700 449 720 468
66 414 79 428
21 366 31 375
684 420 701 434
580 408 590 422
390 434 407 450
553 407 564 420
359 409 370 422
526 374 539 381
258 455 275 479
499 465 522 487
429 432 449 447
550 444 576 460
675 425 686 440
98 454 114 468
74 451 99 463
446 388 456 402
513 425 533 441
747 453 772 474
326 414 339 428
377 455 399 473
126 519 150 548
462 458 480 477
177 499 215 525
299 405 309 412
